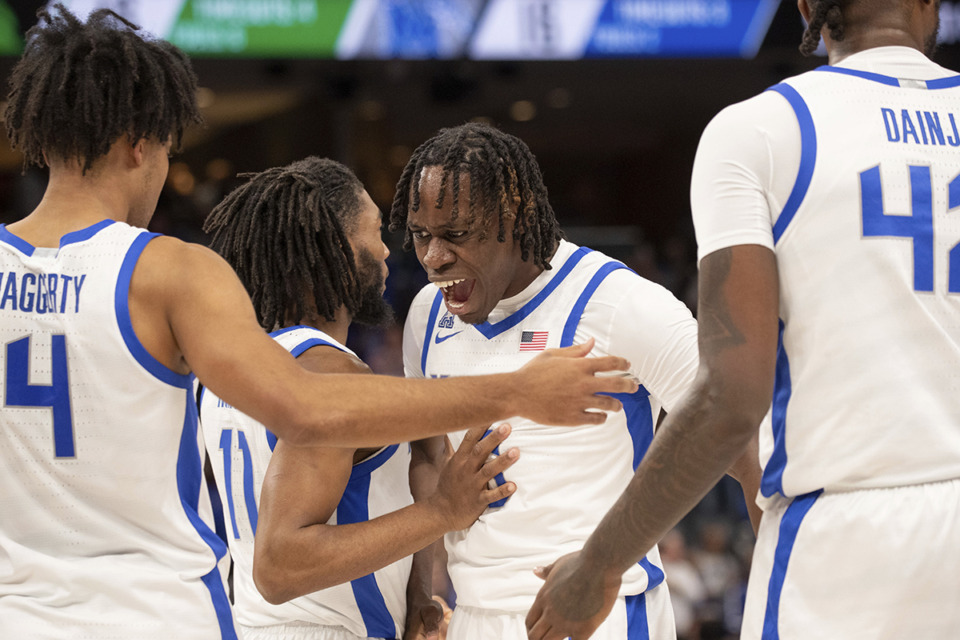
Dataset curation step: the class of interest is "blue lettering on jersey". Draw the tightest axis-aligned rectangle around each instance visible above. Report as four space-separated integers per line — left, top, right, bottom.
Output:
0 272 86 313
882 107 960 146
438 313 455 329
902 110 921 144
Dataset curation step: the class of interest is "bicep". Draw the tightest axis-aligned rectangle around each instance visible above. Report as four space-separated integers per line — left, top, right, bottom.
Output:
696 245 779 419
258 441 354 537
156 242 308 429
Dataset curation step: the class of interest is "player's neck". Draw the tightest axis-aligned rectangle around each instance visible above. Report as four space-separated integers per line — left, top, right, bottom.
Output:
8 174 134 247
292 306 352 346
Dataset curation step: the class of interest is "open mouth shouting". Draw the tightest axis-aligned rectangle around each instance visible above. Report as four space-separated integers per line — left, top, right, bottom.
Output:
434 278 476 314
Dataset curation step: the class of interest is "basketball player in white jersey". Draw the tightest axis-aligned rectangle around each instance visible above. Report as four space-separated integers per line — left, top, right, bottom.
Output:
391 123 762 640
0 6 642 639
528 2 960 639
200 157 521 640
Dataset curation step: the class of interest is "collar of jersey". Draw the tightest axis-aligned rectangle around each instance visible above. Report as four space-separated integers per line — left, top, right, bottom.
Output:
0 219 115 256
469 244 592 340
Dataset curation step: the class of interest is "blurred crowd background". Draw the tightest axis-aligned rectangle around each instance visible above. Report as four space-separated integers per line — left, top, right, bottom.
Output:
7 1 960 637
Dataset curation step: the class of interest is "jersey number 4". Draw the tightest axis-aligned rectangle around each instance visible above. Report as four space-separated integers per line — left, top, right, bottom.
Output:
4 335 74 458
860 165 960 293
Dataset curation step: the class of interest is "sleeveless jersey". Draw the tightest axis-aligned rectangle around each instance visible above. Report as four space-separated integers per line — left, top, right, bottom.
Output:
199 326 413 638
0 220 236 639
402 240 698 613
758 57 960 497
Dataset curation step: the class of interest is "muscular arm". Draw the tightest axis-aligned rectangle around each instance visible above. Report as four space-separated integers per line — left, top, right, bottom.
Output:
253 346 517 603
130 238 638 448
527 245 778 639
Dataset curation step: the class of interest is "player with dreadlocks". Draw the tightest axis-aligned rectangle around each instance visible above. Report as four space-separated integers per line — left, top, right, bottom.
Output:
0 5 644 638
200 156 520 640
529 2 960 639
397 122 761 640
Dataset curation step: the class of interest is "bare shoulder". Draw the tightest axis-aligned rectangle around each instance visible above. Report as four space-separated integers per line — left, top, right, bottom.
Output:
297 344 372 376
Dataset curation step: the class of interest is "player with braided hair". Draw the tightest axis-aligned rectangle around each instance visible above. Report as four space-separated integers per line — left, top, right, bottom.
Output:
529 1 960 639
397 123 761 639
201 156 521 640
0 5 642 638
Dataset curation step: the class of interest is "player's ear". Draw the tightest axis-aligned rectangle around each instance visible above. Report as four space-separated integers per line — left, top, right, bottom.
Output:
797 0 812 24
128 135 146 168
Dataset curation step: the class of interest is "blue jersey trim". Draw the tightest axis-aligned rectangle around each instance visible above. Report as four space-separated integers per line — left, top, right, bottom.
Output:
482 427 509 509
201 568 239 640
925 75 960 89
0 224 37 256
420 291 445 375
59 219 114 247
559 264 663 593
238 430 259 534
767 84 817 244
762 321 791 498
0 220 115 257
338 469 398 638
177 385 237 639
762 490 822 639
269 328 349 450
351 443 400 479
560 261 629 347
288 337 346 358
625 591 650 640
813 64 900 86
115 232 192 389
269 324 312 338
472 246 592 340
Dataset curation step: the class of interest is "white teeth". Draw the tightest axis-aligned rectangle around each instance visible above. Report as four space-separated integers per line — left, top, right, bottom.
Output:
434 278 465 289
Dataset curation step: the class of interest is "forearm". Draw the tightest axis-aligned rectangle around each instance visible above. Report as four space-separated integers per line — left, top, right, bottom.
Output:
255 500 450 603
278 373 516 447
580 385 758 577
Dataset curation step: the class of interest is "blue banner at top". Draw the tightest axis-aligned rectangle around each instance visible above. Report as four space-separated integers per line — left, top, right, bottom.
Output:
584 0 780 58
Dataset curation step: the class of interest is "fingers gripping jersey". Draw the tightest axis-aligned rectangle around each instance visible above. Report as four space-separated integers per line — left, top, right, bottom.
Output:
403 240 699 615
0 221 236 639
199 326 413 638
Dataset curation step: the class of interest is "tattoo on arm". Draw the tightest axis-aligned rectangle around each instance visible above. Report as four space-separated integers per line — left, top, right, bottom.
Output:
697 248 745 351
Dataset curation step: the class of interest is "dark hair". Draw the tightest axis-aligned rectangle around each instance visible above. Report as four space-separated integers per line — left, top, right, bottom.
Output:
389 122 562 270
800 0 847 56
204 157 367 331
4 3 202 173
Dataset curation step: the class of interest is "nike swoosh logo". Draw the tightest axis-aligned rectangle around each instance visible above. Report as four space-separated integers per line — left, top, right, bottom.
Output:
435 331 463 344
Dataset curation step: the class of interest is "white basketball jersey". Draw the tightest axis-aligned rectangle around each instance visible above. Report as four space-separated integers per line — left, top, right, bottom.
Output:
0 221 236 639
199 326 413 638
759 64 960 498
403 240 697 613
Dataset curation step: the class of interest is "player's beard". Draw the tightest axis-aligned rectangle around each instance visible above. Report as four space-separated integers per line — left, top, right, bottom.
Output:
353 246 394 327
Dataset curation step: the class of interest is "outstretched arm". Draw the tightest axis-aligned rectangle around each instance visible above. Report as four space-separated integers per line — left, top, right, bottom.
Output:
526 244 779 640
132 238 638 448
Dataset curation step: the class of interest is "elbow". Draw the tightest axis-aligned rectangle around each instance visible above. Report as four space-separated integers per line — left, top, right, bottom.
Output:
265 405 350 448
252 556 294 605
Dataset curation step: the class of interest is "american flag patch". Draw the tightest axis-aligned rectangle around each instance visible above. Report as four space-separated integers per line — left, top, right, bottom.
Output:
519 330 549 351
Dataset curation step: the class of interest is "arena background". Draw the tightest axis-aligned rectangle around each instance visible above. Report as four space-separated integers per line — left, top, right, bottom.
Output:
3 2 958 637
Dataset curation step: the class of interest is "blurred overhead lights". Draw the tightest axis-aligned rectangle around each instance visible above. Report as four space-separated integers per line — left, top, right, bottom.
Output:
196 87 216 109
357 99 386 122
510 100 537 122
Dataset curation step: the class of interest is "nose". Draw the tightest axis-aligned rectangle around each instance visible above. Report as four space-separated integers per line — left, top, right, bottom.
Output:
381 239 390 261
421 237 454 271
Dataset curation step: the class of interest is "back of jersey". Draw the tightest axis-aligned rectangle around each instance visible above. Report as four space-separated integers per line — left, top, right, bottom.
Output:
766 61 960 498
0 221 235 639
